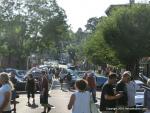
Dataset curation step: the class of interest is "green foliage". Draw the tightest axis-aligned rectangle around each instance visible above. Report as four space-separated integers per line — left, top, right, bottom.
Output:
84 4 150 68
102 4 150 65
84 29 120 66
0 0 69 68
85 17 99 33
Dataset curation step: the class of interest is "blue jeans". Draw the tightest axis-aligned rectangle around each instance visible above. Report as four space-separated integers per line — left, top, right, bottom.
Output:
89 88 97 102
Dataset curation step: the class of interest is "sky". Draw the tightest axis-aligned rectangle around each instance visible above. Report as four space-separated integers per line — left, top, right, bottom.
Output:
57 0 147 32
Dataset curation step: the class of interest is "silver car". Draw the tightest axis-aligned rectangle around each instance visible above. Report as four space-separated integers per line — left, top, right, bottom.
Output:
135 80 145 108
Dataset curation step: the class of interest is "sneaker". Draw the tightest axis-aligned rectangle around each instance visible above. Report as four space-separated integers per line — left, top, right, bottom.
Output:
47 106 51 113
11 108 16 111
41 111 46 113
94 99 97 103
28 102 31 106
14 108 16 112
33 99 35 104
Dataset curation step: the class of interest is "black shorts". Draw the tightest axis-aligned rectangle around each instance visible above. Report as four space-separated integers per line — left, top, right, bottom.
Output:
27 90 35 98
59 79 63 83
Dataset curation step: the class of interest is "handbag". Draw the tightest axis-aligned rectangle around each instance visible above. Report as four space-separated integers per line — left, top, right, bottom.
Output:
90 96 100 113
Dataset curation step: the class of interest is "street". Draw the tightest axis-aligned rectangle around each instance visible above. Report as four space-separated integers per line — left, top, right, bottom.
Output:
15 79 101 113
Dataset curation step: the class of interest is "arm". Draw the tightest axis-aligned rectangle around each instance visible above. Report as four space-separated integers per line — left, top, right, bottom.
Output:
104 93 122 100
0 91 11 111
33 79 36 91
103 84 122 100
25 80 28 91
68 94 75 110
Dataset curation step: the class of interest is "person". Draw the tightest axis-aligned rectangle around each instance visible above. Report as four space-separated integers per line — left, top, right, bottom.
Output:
100 73 122 113
68 79 91 113
126 74 137 113
86 72 97 103
83 72 88 80
116 71 130 113
25 73 36 105
54 68 60 79
9 72 17 112
66 72 72 91
0 72 13 113
144 79 150 113
59 68 67 90
40 70 51 113
48 68 53 89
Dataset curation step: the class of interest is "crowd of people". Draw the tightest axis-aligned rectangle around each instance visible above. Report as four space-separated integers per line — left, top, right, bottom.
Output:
0 67 150 113
68 71 150 113
0 67 75 113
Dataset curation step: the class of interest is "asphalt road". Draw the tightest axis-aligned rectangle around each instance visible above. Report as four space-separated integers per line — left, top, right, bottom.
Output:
14 79 101 113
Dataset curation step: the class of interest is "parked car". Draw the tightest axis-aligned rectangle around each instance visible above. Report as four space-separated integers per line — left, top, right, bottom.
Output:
135 80 145 108
77 71 87 78
24 67 44 91
5 68 26 82
4 68 26 91
95 74 108 88
24 67 42 80
66 68 83 88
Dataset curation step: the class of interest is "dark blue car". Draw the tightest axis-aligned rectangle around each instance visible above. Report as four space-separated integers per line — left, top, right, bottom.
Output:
95 75 108 88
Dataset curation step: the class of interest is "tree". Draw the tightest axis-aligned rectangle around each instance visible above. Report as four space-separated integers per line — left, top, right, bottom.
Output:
0 0 28 68
0 0 69 68
24 0 69 59
89 4 150 77
84 31 120 66
85 17 99 33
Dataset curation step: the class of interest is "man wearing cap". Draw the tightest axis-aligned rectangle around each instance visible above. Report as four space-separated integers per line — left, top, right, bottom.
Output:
115 71 131 113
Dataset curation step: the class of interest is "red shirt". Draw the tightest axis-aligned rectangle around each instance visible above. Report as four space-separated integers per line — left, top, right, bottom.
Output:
86 75 96 89
41 76 48 94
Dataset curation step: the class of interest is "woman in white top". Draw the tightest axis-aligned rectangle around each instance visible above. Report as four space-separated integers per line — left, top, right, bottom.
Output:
0 72 13 113
68 79 91 113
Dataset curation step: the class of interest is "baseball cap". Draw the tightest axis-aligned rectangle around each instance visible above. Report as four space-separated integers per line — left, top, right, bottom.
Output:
122 71 131 77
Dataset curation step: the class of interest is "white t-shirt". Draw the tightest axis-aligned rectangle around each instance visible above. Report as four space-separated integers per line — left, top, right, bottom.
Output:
0 84 12 111
126 81 136 107
59 70 67 79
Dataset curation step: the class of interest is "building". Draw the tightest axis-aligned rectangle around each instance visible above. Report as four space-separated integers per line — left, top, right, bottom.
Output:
105 0 149 16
